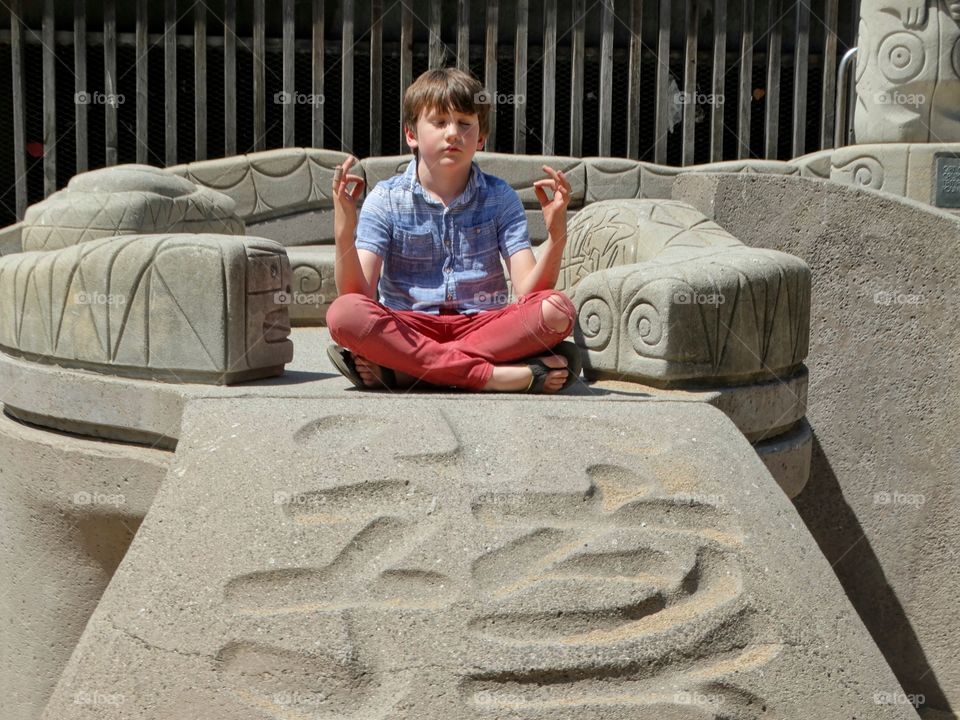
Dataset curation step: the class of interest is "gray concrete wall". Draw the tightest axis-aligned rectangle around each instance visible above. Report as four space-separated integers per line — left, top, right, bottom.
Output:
673 172 960 716
0 409 171 720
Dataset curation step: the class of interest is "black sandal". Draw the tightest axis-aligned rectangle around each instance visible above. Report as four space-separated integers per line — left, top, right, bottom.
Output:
523 340 583 393
326 344 397 390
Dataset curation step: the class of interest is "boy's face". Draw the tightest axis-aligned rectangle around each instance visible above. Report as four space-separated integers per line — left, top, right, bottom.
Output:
405 105 486 171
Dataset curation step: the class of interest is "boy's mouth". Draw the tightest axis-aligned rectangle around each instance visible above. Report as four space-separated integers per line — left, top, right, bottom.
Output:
442 147 461 153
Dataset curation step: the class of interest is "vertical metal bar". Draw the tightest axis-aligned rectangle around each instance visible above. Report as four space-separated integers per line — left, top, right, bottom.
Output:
598 0 613 156
370 0 383 155
820 0 839 149
737 0 753 159
627 0 643 160
42 0 55 195
457 0 469 72
484 0 499 150
682 0 698 166
312 0 325 148
570 0 585 156
792 0 810 157
225 0 237 155
710 0 727 162
835 47 857 148
514 0 528 153
429 0 443 69
764 0 782 159
282 0 295 148
654 0 671 164
74 0 88 173
10 0 27 217
400 2 412 148
542 0 557 154
342 0 355 151
194 2 207 160
253 0 265 151
104 0 117 166
135 0 148 164
165 0 178 165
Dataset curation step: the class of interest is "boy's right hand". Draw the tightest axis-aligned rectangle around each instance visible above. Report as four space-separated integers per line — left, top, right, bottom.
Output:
332 155 365 239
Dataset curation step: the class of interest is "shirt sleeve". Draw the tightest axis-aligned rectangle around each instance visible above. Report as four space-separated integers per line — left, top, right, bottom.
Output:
354 184 392 258
497 182 532 258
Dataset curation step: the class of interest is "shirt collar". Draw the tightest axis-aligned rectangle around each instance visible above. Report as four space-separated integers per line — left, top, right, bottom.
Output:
401 156 484 208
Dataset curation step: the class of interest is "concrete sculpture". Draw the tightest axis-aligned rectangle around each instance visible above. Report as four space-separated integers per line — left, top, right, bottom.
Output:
39 398 918 720
0 234 293 383
855 0 960 143
561 200 810 386
21 164 244 252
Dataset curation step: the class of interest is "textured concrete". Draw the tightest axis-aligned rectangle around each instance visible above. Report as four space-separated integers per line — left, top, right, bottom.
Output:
0 408 171 720
41 398 915 720
674 171 960 714
0 234 294 384
561 200 810 387
855 0 960 143
21 165 243 252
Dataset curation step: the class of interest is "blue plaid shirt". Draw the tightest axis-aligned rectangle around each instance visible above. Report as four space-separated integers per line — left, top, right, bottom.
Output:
354 157 531 314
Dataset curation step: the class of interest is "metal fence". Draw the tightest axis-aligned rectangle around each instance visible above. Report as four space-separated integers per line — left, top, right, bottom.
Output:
0 0 857 227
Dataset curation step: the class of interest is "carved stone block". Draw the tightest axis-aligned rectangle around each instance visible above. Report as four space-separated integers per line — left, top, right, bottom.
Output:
21 165 244 252
564 200 810 385
0 234 293 383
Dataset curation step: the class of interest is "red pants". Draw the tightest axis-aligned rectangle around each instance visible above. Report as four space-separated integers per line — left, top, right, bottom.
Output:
326 289 577 390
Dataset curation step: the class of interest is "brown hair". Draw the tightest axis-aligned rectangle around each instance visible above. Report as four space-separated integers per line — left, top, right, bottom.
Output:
403 67 491 154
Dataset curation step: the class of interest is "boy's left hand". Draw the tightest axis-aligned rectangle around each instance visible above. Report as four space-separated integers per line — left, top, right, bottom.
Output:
534 165 572 241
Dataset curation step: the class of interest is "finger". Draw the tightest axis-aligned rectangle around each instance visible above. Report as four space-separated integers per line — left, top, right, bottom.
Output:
350 178 365 201
534 185 550 206
332 165 345 193
558 170 572 191
533 179 558 191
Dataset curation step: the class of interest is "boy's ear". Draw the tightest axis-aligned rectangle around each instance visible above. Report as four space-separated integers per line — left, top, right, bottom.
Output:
404 124 419 152
476 133 486 151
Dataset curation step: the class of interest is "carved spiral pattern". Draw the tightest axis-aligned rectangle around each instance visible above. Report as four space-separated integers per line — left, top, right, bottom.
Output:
878 32 925 83
953 37 960 78
628 301 663 353
836 156 885 190
578 297 614 351
293 265 323 294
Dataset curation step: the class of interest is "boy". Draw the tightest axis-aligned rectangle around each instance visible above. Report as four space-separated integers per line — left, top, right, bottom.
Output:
325 67 580 393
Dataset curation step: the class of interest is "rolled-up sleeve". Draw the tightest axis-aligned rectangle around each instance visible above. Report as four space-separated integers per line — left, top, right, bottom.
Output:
354 184 392 258
497 182 531 258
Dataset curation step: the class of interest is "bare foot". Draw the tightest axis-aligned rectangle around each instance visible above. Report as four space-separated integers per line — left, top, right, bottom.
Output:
353 355 419 389
481 354 569 393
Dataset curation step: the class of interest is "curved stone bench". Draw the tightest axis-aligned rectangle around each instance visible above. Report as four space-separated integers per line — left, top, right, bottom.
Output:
21 165 244 253
0 234 293 384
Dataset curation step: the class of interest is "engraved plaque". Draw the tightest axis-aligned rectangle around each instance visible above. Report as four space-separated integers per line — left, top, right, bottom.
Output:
935 155 960 209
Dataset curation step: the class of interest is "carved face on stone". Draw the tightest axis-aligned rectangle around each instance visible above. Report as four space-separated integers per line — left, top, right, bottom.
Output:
945 0 960 22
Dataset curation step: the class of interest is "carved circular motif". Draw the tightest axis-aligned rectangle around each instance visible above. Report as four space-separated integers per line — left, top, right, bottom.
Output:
628 301 663 353
953 36 960 78
578 297 613 351
878 32 925 83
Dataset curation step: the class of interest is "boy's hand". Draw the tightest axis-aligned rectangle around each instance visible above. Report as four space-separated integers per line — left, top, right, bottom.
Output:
534 165 572 241
332 155 365 239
